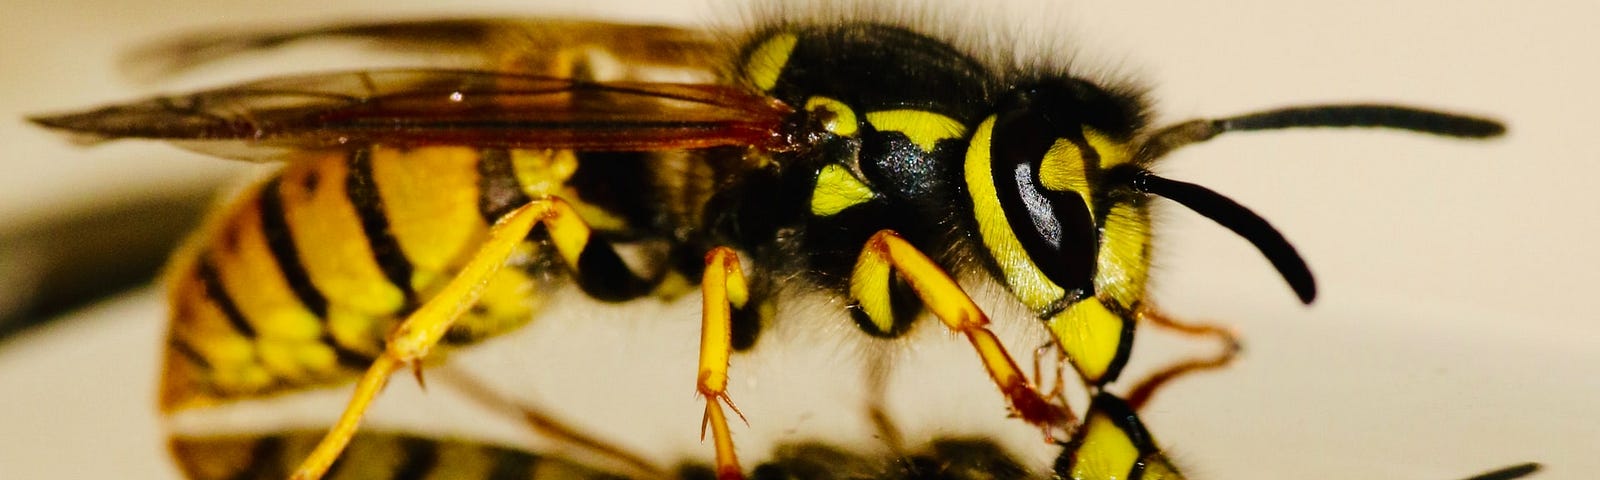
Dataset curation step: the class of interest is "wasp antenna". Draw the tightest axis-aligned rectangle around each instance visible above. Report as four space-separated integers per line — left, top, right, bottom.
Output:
1136 105 1505 162
1459 463 1542 480
1132 171 1316 304
1218 105 1506 138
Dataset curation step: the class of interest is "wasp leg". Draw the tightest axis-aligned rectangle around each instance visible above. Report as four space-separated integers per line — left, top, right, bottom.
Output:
1122 308 1242 410
697 247 749 480
290 198 593 480
852 230 1074 439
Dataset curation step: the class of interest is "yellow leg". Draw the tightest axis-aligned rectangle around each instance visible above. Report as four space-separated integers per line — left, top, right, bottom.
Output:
854 230 1074 437
697 247 748 480
1123 307 1241 410
290 198 591 480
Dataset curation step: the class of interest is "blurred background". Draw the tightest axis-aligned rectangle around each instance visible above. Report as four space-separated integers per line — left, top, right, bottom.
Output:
1 0 1595 478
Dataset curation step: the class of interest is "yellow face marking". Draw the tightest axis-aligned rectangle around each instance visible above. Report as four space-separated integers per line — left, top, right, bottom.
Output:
865 110 967 153
804 96 859 137
743 33 798 91
1047 297 1125 384
811 164 876 217
1038 138 1095 218
1038 138 1091 195
1068 411 1141 480
1096 202 1152 309
369 146 486 291
1084 127 1133 169
963 116 1065 310
277 153 405 317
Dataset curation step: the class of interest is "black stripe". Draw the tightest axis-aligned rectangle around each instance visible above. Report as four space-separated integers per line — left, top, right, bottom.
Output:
196 257 257 339
227 434 286 480
322 333 377 370
393 436 440 480
486 447 538 480
574 241 657 302
477 148 532 224
168 337 213 372
259 177 330 318
346 148 418 306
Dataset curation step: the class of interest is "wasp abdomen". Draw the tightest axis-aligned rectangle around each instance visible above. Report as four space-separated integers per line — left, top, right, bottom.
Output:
160 146 598 410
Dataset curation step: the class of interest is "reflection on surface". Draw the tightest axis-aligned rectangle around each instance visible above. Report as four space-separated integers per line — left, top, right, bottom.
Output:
0 186 216 341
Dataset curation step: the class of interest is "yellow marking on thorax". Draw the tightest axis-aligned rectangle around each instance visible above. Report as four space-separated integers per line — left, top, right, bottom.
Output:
1047 297 1124 384
865 110 968 153
1095 202 1152 309
804 96 858 136
1068 411 1141 479
963 116 1065 310
277 153 406 317
369 146 486 291
206 187 333 382
743 33 798 91
811 164 875 217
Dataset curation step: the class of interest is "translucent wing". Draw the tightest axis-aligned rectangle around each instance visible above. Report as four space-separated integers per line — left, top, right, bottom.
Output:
30 69 798 161
121 18 725 82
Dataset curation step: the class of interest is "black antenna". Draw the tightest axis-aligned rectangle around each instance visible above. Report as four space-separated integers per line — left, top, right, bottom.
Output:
1458 462 1541 480
1131 171 1316 304
1136 104 1505 162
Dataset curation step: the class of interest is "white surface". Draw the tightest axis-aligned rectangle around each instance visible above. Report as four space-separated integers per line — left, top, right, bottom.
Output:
2 0 1596 479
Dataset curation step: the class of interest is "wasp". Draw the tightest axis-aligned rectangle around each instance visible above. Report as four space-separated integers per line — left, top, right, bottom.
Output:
31 9 1506 480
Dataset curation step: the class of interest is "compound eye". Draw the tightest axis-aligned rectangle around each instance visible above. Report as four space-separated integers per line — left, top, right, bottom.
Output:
987 104 1098 295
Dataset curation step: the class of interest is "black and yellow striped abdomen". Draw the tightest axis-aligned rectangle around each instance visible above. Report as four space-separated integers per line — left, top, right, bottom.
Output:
161 146 585 410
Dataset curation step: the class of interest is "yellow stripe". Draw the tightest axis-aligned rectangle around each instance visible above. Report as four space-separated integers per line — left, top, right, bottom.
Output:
1068 410 1141 479
804 96 858 136
369 146 486 292
1047 297 1124 383
277 152 405 317
743 33 797 91
848 244 896 333
865 110 967 153
963 116 1065 310
1095 202 1152 309
206 186 331 382
810 164 875 216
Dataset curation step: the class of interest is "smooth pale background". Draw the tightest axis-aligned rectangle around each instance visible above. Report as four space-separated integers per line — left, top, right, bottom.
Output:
1 0 1595 479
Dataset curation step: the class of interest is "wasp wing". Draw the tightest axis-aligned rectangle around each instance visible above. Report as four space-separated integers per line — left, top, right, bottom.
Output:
30 69 796 161
122 18 724 82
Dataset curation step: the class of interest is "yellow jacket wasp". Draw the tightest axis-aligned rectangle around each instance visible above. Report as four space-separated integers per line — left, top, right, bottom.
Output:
30 13 1505 480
